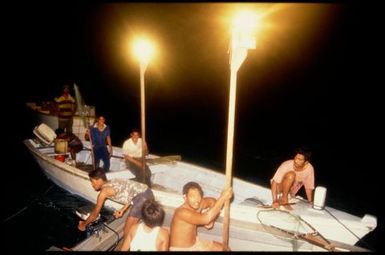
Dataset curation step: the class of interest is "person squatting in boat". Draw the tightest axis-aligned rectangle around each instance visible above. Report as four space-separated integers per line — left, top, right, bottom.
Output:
270 147 315 210
55 128 83 163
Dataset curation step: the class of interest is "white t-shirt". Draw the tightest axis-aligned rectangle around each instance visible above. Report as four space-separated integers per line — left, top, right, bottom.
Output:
130 223 160 251
122 138 143 158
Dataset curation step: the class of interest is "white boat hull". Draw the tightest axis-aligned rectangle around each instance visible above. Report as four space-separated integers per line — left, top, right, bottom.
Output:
24 139 376 251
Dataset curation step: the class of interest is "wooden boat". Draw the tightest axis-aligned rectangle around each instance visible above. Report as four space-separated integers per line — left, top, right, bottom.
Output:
25 127 377 251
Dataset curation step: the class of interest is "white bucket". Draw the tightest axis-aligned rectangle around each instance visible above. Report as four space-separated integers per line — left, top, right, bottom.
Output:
313 186 327 210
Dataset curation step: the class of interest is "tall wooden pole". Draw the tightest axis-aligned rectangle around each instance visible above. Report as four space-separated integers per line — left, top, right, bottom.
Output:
223 43 249 248
223 66 238 249
140 61 147 184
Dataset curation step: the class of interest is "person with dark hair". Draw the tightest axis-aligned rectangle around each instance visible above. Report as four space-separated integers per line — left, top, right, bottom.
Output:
85 115 112 172
55 128 83 162
270 147 315 210
120 199 169 251
78 168 154 240
169 182 233 251
54 84 76 134
122 129 151 187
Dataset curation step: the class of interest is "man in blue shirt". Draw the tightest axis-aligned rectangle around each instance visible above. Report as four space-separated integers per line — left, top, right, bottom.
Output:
86 115 112 172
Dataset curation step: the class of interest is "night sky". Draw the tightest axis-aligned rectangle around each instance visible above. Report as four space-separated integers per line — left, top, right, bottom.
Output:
12 2 382 175
7 1 382 251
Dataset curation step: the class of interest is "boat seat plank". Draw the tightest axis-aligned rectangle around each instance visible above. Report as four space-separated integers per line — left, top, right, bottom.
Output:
151 183 179 194
76 163 96 173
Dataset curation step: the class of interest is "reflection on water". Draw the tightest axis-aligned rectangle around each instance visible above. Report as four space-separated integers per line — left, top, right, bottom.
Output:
3 184 112 251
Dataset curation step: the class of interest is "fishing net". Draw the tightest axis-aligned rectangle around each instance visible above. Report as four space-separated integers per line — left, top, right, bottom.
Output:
256 209 334 251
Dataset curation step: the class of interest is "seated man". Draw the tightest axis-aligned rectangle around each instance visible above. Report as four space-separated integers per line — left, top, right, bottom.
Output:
55 128 83 162
270 147 315 210
169 181 232 251
120 199 169 251
122 129 151 187
78 167 154 242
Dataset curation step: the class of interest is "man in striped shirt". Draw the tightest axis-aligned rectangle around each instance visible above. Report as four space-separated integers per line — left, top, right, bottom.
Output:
54 84 76 134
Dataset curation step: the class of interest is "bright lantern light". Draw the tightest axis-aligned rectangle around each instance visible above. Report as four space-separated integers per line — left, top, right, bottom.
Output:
133 38 155 63
231 11 260 49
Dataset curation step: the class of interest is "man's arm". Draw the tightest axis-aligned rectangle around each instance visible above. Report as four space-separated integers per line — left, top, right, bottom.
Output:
123 154 143 168
157 228 170 251
176 188 232 226
78 189 107 231
84 128 90 141
106 135 112 156
305 188 313 203
113 203 130 218
143 141 149 156
120 223 138 251
200 197 217 229
200 197 216 211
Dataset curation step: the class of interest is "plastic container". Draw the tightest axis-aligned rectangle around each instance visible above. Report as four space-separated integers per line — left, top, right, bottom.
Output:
313 186 327 210
54 155 66 162
55 139 68 154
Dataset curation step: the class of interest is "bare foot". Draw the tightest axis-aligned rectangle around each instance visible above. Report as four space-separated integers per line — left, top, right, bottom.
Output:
280 198 293 211
282 204 293 211
272 201 280 209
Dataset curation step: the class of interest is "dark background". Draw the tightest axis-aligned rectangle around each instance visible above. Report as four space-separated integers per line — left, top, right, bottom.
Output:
5 1 382 251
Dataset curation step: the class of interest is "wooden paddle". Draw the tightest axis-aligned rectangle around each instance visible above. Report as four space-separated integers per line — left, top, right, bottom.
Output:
112 154 181 165
256 202 296 209
146 155 181 164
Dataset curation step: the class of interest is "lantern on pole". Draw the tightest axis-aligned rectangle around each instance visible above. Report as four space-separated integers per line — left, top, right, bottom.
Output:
223 11 258 249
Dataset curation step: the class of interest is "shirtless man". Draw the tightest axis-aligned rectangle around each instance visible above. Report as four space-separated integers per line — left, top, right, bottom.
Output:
169 182 233 251
270 147 315 210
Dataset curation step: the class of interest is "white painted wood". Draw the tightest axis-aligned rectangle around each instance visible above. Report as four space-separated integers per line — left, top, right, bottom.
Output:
24 139 376 251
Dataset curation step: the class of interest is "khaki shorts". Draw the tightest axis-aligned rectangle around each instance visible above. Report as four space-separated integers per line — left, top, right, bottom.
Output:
169 237 217 251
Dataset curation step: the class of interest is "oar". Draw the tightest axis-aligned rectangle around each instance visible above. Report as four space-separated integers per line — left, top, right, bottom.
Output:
223 14 256 249
86 125 96 170
146 155 181 164
112 155 181 165
256 202 296 209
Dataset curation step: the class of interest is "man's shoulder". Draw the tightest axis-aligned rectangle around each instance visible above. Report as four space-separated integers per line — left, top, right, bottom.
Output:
101 184 117 197
279 160 293 168
158 226 169 234
123 138 133 144
305 162 315 172
175 205 191 214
